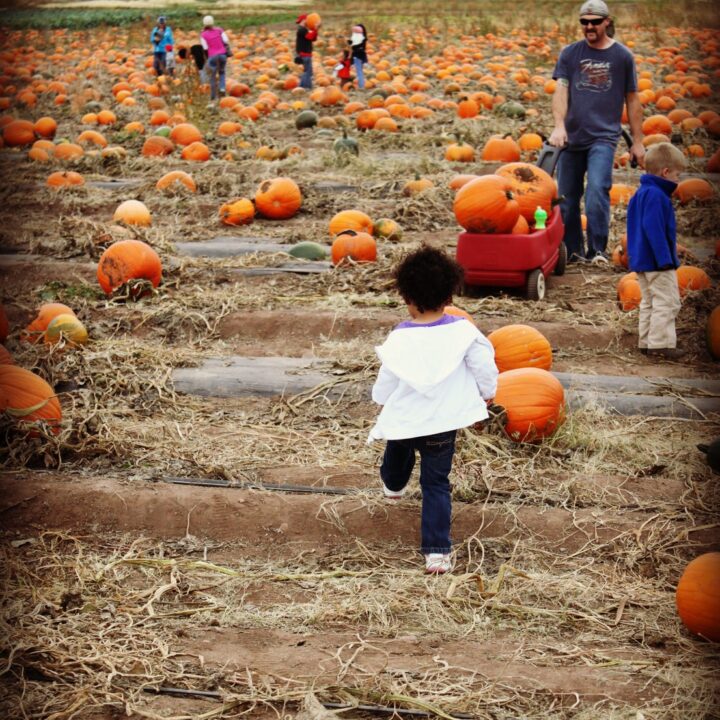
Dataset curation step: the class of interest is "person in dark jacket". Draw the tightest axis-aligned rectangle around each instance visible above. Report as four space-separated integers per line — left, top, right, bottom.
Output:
295 13 320 89
348 23 367 89
626 142 687 359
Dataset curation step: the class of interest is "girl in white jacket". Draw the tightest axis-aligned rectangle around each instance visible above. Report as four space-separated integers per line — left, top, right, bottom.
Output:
368 246 498 574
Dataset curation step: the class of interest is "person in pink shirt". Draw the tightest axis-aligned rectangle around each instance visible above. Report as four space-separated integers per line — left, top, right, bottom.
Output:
200 15 231 102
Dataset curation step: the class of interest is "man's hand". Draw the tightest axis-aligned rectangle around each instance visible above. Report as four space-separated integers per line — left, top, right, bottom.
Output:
629 141 645 168
548 127 567 147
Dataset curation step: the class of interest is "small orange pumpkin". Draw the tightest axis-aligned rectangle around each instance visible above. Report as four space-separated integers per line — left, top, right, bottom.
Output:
156 170 196 192
47 171 85 189
617 272 642 311
677 265 712 296
220 198 255 226
329 209 374 237
481 135 521 162
142 136 175 157
331 230 377 265
113 200 152 226
24 303 76 343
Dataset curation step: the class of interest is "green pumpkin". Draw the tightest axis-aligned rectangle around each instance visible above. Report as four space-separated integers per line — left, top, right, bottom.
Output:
84 100 102 113
287 241 329 260
497 101 526 119
333 130 359 156
295 110 319 130
154 125 172 138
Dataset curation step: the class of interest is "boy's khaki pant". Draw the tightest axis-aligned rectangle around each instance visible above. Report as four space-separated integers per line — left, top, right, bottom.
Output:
637 270 681 350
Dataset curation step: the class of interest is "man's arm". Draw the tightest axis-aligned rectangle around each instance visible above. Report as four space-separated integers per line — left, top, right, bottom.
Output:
549 80 568 147
625 91 646 167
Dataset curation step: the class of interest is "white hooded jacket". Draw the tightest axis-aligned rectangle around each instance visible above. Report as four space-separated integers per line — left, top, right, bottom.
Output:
368 315 498 442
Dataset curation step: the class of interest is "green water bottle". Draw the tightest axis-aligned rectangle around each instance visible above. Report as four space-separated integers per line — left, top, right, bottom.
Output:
534 205 548 230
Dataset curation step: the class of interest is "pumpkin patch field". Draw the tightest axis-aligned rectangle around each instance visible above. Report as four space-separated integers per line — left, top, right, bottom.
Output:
1 2 720 718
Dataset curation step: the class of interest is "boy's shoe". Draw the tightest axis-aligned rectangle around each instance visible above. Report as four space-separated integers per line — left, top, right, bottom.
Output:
639 347 649 355
647 347 685 360
425 553 452 574
382 483 406 500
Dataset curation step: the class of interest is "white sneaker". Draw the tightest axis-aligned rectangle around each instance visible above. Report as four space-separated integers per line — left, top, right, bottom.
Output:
382 483 406 500
425 553 452 574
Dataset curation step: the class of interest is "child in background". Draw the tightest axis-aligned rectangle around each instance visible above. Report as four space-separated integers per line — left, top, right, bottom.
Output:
165 44 176 76
626 142 687 360
368 246 498 574
333 49 353 88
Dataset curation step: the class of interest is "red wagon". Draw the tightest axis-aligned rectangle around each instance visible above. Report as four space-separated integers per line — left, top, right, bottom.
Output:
456 205 567 301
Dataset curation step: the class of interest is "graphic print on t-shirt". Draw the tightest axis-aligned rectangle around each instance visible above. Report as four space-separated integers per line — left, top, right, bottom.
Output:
577 58 612 92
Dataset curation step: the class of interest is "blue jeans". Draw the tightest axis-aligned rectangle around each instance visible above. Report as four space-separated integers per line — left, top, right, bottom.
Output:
353 57 365 89
557 143 615 259
300 56 313 89
380 430 456 554
207 53 227 99
153 51 166 76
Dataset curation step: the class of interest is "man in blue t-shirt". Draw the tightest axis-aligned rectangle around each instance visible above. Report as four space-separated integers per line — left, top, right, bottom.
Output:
549 0 645 264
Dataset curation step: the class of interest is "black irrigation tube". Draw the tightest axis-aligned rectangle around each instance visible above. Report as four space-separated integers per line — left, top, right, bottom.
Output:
142 686 477 718
165 476 354 496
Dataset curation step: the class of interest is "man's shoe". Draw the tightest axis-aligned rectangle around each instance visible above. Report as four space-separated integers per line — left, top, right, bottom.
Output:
590 252 610 265
647 347 685 360
425 553 452 574
568 253 588 264
382 483 406 500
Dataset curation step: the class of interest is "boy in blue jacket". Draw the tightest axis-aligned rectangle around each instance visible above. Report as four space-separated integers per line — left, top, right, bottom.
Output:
626 142 687 360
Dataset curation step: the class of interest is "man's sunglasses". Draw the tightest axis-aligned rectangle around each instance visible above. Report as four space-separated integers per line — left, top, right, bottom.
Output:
580 17 605 26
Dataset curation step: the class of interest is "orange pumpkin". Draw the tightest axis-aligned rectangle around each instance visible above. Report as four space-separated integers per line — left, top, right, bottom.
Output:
674 178 714 204
609 184 636 205
0 345 13 365
488 324 553 373
47 171 84 189
445 140 475 163
329 209 374 237
676 552 720 642
453 175 520 233
97 239 162 296
220 198 255 226
254 178 302 220
156 170 196 192
304 12 321 30
34 116 57 138
44 313 88 346
617 272 642 311
331 230 377 265
3 119 35 146
677 265 712 296
496 162 557 223
402 175 434 196
444 306 475 324
493 367 565 442
24 303 76 343
481 135 521 162
0 365 62 433
142 136 175 157
0 304 8 341
181 141 211 162
641 114 673 136
113 200 151 226
449 174 478 191
169 122 203 146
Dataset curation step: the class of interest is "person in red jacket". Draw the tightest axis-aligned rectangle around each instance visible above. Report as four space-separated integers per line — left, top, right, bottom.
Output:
334 49 353 88
295 14 320 89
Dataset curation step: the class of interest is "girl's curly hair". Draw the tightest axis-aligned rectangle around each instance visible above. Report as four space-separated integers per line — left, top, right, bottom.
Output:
394 245 464 313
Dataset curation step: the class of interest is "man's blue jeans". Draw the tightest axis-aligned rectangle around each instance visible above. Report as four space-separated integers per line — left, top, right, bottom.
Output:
380 430 456 554
353 57 365 89
207 53 227 100
300 56 313 89
557 143 615 259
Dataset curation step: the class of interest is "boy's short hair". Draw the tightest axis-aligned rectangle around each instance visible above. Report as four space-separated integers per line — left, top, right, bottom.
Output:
644 142 687 175
394 245 463 313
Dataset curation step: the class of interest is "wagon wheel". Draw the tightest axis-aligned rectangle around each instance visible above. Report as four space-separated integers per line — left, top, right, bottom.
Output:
526 269 546 300
553 243 567 276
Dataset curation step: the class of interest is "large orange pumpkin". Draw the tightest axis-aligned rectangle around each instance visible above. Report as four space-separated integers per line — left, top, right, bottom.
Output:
493 367 565 442
3 119 35 146
453 175 520 233
329 209 374 237
0 365 62 433
674 178 714 204
254 178 302 220
676 552 720 642
169 123 203 146
97 239 162 296
488 324 553 373
677 266 712 296
496 162 557 223
142 136 175 157
0 345 13 365
331 230 377 265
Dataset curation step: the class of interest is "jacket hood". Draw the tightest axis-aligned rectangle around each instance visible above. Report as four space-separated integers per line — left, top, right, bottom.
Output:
375 318 479 396
640 173 677 197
